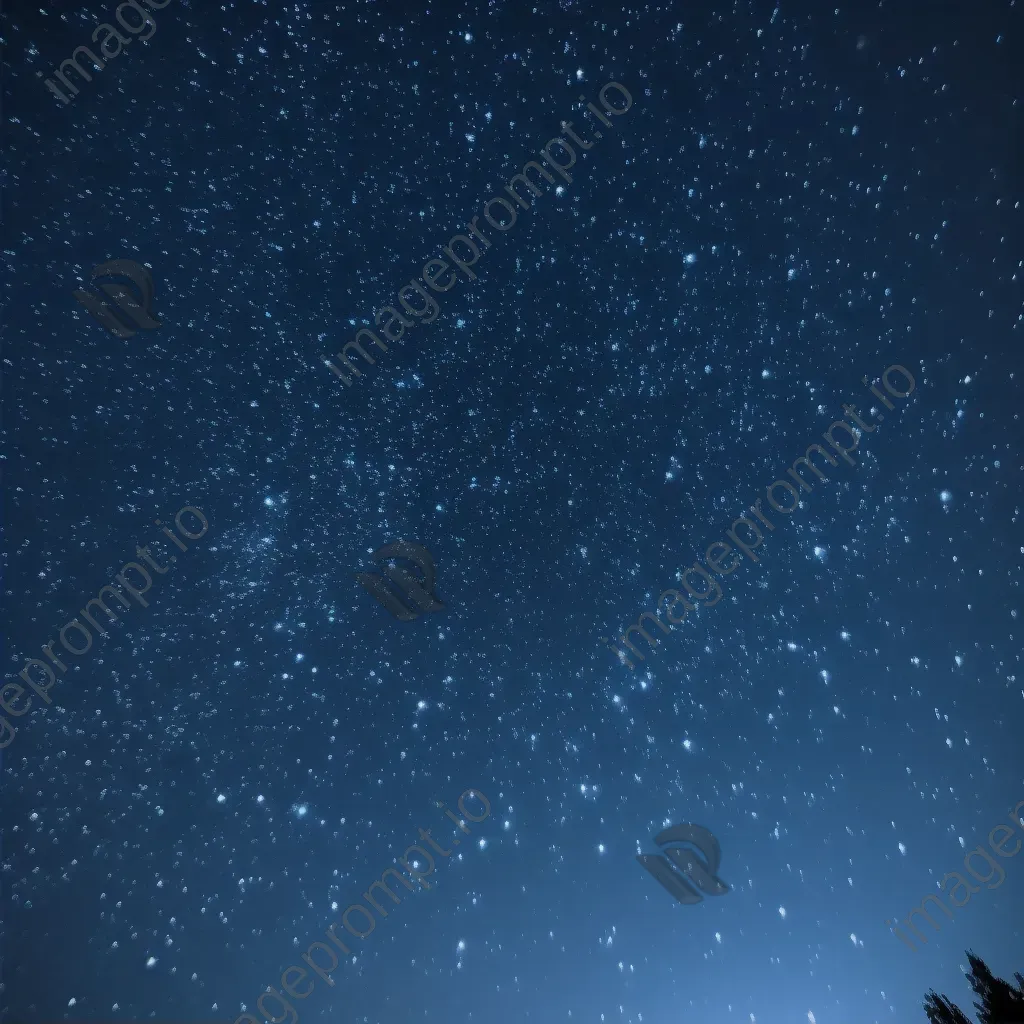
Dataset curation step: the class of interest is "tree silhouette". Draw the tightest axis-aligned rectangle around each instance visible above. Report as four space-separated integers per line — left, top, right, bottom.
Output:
924 951 1024 1024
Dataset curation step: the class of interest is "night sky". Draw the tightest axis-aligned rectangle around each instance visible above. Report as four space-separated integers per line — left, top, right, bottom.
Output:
1 0 1022 1022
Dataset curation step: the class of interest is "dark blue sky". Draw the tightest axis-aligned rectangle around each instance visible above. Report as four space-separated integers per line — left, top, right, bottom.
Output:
1 0 1021 1022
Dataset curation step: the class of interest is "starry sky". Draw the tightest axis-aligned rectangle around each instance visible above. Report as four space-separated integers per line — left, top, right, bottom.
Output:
1 0 1022 1022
